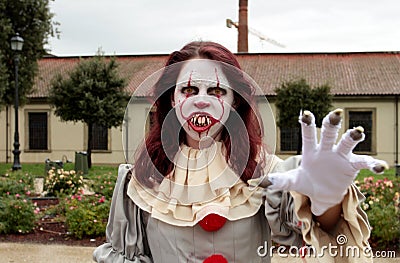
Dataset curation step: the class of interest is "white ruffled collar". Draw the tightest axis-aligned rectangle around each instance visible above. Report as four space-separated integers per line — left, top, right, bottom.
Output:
127 141 266 226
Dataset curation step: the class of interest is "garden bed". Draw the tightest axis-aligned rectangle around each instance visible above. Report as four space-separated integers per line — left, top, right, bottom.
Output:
0 167 114 247
0 222 105 247
0 197 106 247
0 164 398 252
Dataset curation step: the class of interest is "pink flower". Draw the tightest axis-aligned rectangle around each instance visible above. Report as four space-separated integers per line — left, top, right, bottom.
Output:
15 193 20 198
98 196 106 203
384 181 393 188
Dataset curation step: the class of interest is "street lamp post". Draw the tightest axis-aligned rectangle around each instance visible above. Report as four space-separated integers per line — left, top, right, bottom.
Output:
10 33 24 171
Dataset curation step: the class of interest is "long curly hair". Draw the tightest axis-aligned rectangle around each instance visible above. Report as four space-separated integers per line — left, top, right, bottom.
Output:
134 41 265 188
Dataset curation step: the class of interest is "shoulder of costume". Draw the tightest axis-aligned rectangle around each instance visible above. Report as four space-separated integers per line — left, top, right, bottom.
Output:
118 163 133 175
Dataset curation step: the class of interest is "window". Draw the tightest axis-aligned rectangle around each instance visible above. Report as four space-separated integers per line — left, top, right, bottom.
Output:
91 123 109 151
28 112 48 150
280 126 300 152
346 109 375 153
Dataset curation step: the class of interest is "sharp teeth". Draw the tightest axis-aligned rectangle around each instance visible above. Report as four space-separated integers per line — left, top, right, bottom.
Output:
190 115 212 127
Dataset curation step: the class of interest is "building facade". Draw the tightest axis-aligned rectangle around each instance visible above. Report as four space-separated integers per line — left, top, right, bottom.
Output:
1 52 399 167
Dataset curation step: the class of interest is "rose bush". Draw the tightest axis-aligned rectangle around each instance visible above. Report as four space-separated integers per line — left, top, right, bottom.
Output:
0 195 38 234
0 172 34 197
0 172 38 234
355 176 400 250
45 168 84 196
88 172 115 199
64 193 110 239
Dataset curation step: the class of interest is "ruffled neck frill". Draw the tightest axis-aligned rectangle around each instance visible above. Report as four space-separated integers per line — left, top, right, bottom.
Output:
127 141 266 227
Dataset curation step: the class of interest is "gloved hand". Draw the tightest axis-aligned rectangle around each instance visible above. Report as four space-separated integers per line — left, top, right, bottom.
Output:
260 109 388 216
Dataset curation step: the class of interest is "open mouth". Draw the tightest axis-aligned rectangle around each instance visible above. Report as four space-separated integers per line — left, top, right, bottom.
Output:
188 113 216 132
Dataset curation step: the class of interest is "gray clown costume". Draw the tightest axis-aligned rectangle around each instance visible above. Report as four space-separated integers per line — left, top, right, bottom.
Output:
93 142 372 263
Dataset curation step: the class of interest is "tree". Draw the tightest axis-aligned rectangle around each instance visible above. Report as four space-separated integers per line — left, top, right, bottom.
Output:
0 0 58 109
275 78 333 154
49 53 129 168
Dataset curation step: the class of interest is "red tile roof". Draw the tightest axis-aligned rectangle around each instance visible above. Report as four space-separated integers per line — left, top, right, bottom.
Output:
31 52 400 98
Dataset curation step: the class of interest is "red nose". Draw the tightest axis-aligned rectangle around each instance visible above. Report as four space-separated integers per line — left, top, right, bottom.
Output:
194 100 210 109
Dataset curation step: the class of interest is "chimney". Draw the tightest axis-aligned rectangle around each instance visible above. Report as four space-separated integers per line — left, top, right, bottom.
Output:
238 0 248 53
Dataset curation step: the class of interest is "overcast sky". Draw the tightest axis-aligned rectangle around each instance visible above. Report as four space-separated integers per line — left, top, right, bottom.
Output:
46 0 400 56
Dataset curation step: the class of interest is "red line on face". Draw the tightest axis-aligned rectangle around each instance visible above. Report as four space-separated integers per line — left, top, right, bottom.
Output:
187 70 193 87
214 68 220 88
179 97 188 120
218 97 225 121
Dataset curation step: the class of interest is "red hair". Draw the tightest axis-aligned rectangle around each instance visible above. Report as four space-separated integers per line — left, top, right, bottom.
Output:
134 41 264 188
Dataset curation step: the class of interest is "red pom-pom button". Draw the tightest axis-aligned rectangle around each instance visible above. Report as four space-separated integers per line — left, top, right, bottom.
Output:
198 213 227 232
203 254 228 263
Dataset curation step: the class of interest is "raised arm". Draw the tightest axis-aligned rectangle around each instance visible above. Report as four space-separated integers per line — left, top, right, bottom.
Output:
255 109 387 262
261 109 387 227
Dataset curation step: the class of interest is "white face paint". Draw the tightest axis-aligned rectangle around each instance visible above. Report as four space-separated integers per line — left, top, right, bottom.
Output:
173 60 234 142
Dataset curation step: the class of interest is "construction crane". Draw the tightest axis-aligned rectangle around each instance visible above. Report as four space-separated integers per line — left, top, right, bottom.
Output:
226 18 286 49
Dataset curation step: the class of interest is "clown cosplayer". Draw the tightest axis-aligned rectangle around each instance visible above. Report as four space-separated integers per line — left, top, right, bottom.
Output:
93 41 388 263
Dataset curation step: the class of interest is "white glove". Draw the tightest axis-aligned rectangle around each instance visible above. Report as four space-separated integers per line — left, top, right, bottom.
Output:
260 109 388 216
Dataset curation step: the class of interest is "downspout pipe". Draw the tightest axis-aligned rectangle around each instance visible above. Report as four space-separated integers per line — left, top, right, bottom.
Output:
6 106 9 163
395 95 399 176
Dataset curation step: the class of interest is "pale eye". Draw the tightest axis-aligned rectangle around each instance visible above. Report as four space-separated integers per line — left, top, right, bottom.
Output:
181 86 198 95
208 87 227 96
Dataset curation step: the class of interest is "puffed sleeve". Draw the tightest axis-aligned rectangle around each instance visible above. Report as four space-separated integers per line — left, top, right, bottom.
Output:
264 156 373 262
264 156 304 247
292 185 372 263
93 164 152 263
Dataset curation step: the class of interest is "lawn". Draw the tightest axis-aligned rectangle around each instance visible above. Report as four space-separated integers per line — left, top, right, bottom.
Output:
0 162 119 179
1 162 398 180
357 166 399 181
